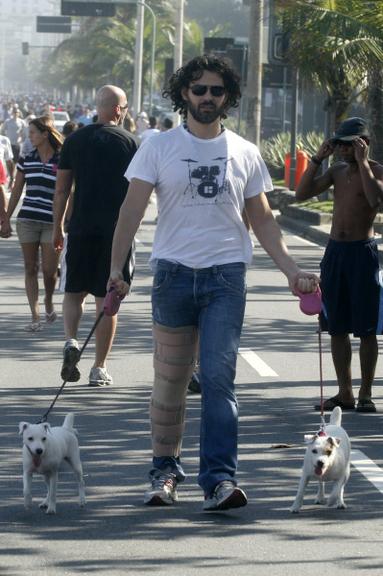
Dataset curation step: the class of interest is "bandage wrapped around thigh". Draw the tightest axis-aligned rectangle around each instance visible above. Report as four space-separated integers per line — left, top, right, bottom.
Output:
151 323 198 457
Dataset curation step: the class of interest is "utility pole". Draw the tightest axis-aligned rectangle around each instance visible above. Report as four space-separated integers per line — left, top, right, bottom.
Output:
174 0 184 71
245 0 264 147
132 2 145 115
173 0 184 126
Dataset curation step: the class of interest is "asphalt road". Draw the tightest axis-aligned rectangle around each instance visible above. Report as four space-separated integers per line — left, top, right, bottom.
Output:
1 204 382 576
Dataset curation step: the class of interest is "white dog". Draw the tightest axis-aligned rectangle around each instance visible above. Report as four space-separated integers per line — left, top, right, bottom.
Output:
290 406 351 513
19 413 86 514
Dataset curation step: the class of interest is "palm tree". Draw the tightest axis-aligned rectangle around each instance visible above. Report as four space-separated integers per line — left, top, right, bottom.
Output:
40 1 204 106
277 0 383 138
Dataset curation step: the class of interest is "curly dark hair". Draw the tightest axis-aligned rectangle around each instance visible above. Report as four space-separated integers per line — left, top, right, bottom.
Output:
162 54 241 120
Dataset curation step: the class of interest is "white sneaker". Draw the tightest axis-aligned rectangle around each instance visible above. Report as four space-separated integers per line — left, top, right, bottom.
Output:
88 366 113 387
203 480 247 511
144 471 178 506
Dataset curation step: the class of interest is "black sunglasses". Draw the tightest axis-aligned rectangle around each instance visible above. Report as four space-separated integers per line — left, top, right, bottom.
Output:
333 139 354 147
190 84 226 97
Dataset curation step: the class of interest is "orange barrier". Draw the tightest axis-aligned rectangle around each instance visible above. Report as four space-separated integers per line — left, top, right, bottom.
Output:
284 150 309 188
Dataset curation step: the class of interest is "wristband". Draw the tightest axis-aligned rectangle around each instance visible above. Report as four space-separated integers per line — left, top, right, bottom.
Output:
310 156 322 166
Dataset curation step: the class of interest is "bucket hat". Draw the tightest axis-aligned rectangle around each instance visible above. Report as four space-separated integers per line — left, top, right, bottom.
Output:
331 117 369 142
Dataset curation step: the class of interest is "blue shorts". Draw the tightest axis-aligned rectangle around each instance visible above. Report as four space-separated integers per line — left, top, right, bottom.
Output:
320 238 383 337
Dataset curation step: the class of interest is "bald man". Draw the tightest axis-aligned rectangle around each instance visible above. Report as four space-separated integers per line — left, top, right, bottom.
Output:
53 85 138 387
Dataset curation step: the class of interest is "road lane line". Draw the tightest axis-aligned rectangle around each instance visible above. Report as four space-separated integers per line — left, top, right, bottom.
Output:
292 235 317 246
239 348 278 377
351 449 383 494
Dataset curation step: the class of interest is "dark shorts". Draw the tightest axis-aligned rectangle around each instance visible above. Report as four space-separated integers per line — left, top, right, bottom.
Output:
320 238 383 337
62 233 135 298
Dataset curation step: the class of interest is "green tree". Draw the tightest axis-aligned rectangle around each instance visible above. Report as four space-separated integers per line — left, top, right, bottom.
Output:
39 2 204 105
278 0 383 138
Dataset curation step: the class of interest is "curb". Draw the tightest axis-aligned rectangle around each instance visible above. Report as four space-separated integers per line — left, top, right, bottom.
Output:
276 214 329 246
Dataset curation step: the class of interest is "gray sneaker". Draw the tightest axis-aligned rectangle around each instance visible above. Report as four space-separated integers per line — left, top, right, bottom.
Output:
88 366 113 387
203 480 247 511
61 340 80 382
144 471 178 506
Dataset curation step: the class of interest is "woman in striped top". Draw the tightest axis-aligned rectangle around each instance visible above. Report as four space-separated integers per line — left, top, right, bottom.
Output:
1 116 63 331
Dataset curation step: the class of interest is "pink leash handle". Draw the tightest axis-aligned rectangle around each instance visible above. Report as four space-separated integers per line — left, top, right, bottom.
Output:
297 286 322 316
103 286 124 317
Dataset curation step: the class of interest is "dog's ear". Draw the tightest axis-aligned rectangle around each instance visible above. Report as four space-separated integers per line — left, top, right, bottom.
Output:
328 436 341 448
19 422 29 435
304 434 316 444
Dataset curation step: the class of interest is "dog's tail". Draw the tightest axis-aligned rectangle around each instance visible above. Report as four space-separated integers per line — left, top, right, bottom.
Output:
63 413 75 431
329 405 342 426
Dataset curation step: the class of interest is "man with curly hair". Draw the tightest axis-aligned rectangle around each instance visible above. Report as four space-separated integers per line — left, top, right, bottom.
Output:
109 55 318 511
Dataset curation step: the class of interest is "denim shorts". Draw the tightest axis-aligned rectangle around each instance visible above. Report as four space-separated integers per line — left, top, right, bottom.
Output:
151 259 247 328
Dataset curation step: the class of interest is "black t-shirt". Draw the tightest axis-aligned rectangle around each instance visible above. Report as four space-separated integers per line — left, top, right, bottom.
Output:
59 123 139 236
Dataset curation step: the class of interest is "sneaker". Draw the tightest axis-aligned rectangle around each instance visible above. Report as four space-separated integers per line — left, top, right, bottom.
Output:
144 471 178 506
61 340 80 382
88 366 113 387
203 480 247 511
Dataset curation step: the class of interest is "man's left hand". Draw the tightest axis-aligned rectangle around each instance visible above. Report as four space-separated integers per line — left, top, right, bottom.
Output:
289 271 319 295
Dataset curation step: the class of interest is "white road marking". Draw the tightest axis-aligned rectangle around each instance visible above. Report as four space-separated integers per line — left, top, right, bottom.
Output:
293 235 317 246
239 348 278 377
351 449 383 495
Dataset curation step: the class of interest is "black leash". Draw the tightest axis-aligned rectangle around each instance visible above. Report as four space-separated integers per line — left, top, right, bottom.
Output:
38 310 105 423
37 288 124 424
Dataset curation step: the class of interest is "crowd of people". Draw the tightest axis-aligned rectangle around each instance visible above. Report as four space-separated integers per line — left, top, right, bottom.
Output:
0 53 382 512
0 94 173 332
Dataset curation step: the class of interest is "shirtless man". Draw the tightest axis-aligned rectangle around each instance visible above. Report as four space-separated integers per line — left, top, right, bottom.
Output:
296 117 383 413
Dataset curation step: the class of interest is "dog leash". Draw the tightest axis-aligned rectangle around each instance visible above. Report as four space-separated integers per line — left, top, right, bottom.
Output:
270 286 325 450
298 287 327 433
37 288 124 424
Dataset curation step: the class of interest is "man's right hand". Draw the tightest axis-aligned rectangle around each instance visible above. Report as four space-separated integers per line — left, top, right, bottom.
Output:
53 228 64 252
316 139 334 161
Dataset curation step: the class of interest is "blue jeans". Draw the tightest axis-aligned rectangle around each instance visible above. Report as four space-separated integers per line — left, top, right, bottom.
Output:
151 259 247 496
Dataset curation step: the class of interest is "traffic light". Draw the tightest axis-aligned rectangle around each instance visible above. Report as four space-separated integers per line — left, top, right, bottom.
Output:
22 42 29 56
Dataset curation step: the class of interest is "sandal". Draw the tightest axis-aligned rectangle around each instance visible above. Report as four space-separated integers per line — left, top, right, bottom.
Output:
45 311 57 323
356 398 377 413
315 395 355 411
24 321 43 332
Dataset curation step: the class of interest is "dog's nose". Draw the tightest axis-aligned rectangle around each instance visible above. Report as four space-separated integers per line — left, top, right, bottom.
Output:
316 460 324 468
35 448 43 455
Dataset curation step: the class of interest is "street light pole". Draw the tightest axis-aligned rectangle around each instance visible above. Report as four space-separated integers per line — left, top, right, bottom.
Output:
138 1 156 115
174 0 184 71
132 1 145 115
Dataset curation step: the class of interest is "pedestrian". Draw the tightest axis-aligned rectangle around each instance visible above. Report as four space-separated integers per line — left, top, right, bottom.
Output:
108 55 318 510
140 115 160 143
160 116 173 132
135 111 149 139
1 107 25 162
0 132 15 187
296 117 383 413
62 120 78 138
0 116 63 331
53 85 138 387
0 160 8 225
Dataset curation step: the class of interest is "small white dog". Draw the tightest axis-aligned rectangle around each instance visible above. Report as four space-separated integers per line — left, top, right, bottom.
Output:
290 406 351 513
19 413 86 514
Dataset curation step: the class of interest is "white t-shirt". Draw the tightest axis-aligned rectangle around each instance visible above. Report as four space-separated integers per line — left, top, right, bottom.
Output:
0 135 13 164
140 128 160 143
125 124 273 268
